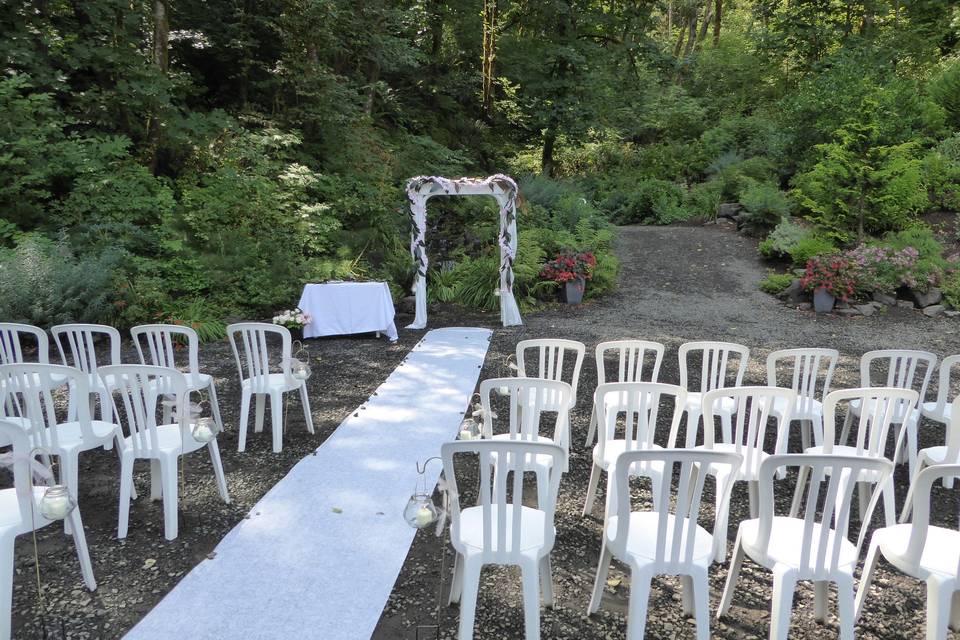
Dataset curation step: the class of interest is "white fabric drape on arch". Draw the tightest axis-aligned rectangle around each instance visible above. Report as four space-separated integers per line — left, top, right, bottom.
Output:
405 174 522 329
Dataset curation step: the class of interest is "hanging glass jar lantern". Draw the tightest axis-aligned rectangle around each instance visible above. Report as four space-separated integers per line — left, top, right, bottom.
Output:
286 340 313 381
403 493 438 529
191 416 219 444
458 417 481 441
39 485 76 521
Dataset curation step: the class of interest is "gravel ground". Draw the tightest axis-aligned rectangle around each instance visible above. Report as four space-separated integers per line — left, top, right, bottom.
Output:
9 222 960 639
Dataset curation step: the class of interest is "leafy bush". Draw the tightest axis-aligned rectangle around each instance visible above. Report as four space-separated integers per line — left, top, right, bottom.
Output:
922 135 960 211
738 183 792 235
601 177 687 224
929 59 960 131
877 226 948 291
788 235 838 268
758 218 836 267
942 270 960 310
0 236 126 327
758 272 794 294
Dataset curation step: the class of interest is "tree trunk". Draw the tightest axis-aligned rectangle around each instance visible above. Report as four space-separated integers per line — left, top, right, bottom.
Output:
673 21 686 56
482 0 499 116
430 0 444 61
713 0 722 45
696 5 713 48
364 57 380 116
152 0 169 72
541 127 557 177
682 9 698 56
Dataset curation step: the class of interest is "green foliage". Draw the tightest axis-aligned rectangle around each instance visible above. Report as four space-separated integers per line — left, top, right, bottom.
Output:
788 235 838 268
942 270 960 310
758 272 794 295
923 135 960 211
738 183 792 235
599 177 688 225
0 237 126 327
929 59 960 131
161 299 228 343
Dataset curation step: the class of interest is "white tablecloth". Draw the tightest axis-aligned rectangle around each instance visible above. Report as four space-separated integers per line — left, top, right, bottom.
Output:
298 282 398 341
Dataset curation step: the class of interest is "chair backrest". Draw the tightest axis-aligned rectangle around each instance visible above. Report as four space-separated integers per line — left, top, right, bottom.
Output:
678 341 749 394
0 419 41 526
756 454 893 578
478 378 571 453
702 386 796 475
131 324 201 375
940 396 960 466
823 387 920 460
227 323 292 392
899 463 960 575
0 323 50 365
98 365 188 456
609 448 742 570
594 382 687 460
0 364 95 450
51 323 122 375
595 340 665 385
929 354 960 419
442 439 565 563
859 349 936 410
516 339 585 404
766 348 839 416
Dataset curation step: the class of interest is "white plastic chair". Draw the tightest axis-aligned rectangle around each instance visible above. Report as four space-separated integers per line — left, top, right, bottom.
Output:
696 385 796 562
765 348 838 452
845 349 936 479
856 463 960 639
588 448 742 640
0 364 124 508
515 338 585 410
794 387 920 527
51 323 122 422
227 323 314 453
443 439 565 640
921 354 960 433
582 381 686 516
0 324 66 417
0 419 96 640
101 365 230 540
584 340 665 447
718 453 893 640
901 395 960 522
678 341 749 447
132 324 225 433
479 377 571 507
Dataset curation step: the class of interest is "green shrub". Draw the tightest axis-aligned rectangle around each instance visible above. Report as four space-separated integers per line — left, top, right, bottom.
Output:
922 135 960 212
788 235 838 268
929 59 960 131
161 299 227 342
601 177 687 224
738 183 792 235
877 226 948 291
759 272 795 294
942 270 960 310
0 236 127 327
759 219 808 258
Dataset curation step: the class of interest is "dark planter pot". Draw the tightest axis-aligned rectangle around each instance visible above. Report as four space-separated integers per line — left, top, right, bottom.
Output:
288 327 304 342
563 278 586 304
813 287 835 314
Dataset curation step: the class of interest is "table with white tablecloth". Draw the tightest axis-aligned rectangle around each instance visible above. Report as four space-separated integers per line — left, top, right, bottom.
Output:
297 281 398 341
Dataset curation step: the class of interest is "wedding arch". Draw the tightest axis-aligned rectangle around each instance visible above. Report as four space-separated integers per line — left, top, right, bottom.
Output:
405 174 522 329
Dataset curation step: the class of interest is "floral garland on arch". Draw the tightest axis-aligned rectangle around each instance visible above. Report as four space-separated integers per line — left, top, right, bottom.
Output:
404 174 521 329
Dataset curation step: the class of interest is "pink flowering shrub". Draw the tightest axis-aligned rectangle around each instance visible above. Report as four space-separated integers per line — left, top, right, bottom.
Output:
540 251 597 283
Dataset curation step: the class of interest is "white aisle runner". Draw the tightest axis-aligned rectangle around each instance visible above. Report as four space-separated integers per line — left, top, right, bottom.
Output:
124 327 492 640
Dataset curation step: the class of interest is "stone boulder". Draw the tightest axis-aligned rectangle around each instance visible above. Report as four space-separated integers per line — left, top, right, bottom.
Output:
913 287 943 308
777 279 807 304
897 299 915 310
396 296 417 314
922 304 946 318
871 292 896 306
716 203 743 221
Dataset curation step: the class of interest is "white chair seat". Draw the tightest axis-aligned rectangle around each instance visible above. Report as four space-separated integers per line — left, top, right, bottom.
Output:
921 401 952 424
740 516 859 571
918 445 956 465
123 423 208 458
607 512 714 566
592 441 664 470
873 524 960 580
41 420 119 452
240 373 300 393
0 486 47 529
685 393 736 414
802 445 890 482
849 398 916 424
458 504 547 552
184 372 213 390
765 396 823 421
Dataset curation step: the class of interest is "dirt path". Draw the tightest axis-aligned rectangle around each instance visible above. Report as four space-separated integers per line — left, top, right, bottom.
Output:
11 223 959 639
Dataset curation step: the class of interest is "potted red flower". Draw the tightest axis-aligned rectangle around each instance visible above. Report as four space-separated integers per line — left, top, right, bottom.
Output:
800 254 856 313
540 250 597 304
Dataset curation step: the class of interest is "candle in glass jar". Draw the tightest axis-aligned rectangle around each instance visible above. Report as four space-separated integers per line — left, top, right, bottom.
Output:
415 505 434 527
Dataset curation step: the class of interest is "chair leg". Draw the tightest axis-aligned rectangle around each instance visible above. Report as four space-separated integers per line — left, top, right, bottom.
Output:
813 580 829 623
881 479 896 528
681 575 695 616
720 411 732 444
161 458 179 541
66 508 96 591
626 567 652 640
448 553 463 605
207 441 230 503
207 381 225 432
118 454 134 539
836 575 855 640
270 391 283 453
520 558 542 639
150 459 163 501
748 481 759 519
60 451 80 535
583 462 601 517
718 532 744 617
299 383 315 434
906 419 919 480
857 482 870 523
770 566 798 640
855 539 882 622
949 589 960 631
115 436 136 501
535 469 549 511
98 390 112 422
790 465 810 518
714 475 732 563
539 555 554 608
254 394 265 433
588 542 613 615
457 556 482 640
691 567 712 640
840 409 854 446
0 536 13 640
685 407 702 448
585 405 598 448
801 419 811 451
927 578 952 640
238 388 251 452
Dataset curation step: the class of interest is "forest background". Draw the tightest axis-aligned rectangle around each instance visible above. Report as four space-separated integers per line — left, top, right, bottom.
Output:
1 1 959 334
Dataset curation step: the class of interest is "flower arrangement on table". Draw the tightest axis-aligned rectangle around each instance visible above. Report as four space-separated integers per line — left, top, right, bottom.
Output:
800 254 856 301
272 308 312 330
539 250 597 284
